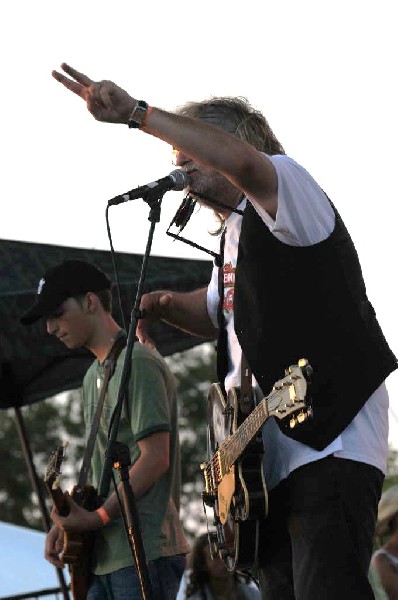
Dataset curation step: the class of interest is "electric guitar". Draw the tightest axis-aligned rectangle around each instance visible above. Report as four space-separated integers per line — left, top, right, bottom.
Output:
44 442 100 600
201 359 312 571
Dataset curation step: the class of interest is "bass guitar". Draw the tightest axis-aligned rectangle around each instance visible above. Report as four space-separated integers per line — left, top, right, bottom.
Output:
44 442 100 600
201 358 312 570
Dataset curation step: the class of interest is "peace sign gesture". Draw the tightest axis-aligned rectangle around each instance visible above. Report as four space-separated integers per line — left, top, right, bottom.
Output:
52 63 137 125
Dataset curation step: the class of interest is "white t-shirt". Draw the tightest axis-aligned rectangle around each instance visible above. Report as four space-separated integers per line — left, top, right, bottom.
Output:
176 569 261 599
207 154 389 490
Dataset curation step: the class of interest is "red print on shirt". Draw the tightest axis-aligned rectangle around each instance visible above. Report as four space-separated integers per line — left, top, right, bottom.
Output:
222 262 235 313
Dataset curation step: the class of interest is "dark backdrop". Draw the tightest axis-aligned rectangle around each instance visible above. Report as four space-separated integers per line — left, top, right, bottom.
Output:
0 239 213 408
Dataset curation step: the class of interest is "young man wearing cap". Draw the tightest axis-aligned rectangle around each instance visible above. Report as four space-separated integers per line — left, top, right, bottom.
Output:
21 259 189 600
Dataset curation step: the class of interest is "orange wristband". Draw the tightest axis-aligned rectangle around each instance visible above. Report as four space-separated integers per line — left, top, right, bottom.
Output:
96 506 110 525
140 105 154 129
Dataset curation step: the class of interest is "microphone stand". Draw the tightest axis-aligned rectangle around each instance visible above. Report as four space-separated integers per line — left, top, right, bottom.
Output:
98 188 166 600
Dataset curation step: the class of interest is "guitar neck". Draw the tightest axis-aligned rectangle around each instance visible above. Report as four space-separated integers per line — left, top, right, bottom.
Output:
219 391 276 474
46 482 70 517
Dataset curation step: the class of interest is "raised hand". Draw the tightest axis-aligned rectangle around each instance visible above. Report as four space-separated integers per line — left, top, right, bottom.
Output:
52 63 136 124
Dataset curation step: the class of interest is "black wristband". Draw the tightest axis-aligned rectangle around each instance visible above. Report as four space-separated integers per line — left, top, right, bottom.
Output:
127 100 149 129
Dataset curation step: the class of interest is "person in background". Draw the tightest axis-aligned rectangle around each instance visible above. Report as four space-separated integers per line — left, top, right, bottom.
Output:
51 63 397 599
21 259 189 599
371 485 398 599
177 532 260 600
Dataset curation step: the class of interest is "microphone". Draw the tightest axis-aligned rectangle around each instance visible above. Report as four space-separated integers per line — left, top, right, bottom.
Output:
108 169 190 206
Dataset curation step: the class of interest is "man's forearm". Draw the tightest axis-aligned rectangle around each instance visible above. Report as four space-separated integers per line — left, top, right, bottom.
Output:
101 433 170 520
158 288 217 339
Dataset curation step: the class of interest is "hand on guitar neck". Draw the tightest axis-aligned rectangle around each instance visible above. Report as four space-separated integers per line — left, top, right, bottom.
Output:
44 443 103 600
50 491 103 533
45 524 65 569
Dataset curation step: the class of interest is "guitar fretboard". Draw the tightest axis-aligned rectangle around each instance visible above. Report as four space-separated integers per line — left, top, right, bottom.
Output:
219 392 275 474
203 366 308 491
205 389 281 488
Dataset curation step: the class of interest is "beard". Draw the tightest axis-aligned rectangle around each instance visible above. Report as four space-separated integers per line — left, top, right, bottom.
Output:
188 170 238 212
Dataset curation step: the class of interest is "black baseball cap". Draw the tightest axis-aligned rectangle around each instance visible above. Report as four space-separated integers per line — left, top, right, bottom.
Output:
21 259 111 325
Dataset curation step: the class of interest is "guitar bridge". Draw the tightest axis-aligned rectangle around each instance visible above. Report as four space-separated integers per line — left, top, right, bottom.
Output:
200 461 217 507
201 491 216 507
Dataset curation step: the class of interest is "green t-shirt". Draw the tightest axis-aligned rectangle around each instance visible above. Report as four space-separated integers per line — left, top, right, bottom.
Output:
83 342 189 575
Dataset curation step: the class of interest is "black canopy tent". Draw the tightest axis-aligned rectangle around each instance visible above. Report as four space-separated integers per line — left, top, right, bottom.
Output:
0 238 213 408
0 238 212 599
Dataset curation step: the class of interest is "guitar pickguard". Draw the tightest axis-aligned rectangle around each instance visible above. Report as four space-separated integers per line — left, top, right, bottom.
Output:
217 467 235 525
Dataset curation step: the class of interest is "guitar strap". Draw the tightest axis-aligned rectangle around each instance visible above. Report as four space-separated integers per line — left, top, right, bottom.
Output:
240 353 255 415
76 330 127 492
216 227 229 388
216 225 254 415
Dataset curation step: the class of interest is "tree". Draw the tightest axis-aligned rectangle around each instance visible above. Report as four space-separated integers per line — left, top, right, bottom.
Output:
0 343 217 536
383 446 398 489
0 391 85 529
166 342 217 538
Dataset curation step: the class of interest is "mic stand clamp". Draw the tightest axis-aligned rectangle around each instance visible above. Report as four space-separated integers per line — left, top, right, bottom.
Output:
112 441 153 599
143 190 162 223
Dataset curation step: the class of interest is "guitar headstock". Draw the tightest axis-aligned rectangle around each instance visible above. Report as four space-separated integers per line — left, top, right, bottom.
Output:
44 441 68 490
268 358 312 428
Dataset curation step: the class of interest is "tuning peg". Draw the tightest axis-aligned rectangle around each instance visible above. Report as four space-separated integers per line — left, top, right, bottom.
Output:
300 360 313 381
289 417 297 428
297 412 307 423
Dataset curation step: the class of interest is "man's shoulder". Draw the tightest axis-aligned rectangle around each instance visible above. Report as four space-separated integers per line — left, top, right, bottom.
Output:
127 343 175 381
82 357 97 383
131 342 167 365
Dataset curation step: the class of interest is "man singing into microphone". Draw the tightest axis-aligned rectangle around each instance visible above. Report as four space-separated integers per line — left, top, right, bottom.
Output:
52 64 397 600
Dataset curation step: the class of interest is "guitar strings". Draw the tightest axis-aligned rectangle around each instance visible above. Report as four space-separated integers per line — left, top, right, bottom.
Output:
208 383 300 485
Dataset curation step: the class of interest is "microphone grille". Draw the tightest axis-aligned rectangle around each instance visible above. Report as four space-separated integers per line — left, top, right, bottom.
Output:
169 169 190 191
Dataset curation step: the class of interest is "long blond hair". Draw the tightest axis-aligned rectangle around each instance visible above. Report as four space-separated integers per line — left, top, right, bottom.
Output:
176 96 284 232
175 96 285 155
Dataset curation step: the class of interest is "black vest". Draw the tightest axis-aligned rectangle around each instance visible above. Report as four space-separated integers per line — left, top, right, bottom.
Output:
233 202 397 450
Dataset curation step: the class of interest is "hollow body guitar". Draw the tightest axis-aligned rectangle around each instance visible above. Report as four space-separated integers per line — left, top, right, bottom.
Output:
201 359 312 571
44 443 100 600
